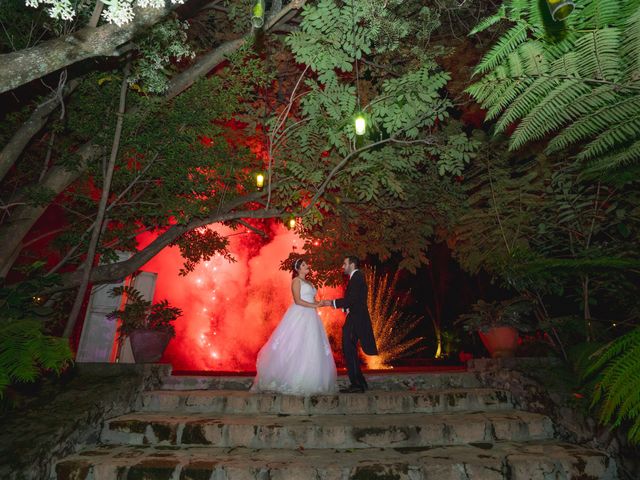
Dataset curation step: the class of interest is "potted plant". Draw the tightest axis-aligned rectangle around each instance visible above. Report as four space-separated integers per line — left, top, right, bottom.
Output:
456 297 534 358
109 286 183 363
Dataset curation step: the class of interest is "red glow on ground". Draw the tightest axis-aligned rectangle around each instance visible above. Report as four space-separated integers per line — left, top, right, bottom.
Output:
138 223 344 371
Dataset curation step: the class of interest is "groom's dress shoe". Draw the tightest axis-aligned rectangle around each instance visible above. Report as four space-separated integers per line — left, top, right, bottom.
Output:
340 385 365 393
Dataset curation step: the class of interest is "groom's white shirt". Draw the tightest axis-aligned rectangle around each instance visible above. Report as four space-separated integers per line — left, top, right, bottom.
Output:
333 269 358 309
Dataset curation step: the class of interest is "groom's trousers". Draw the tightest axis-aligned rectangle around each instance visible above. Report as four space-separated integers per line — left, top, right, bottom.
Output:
342 323 367 388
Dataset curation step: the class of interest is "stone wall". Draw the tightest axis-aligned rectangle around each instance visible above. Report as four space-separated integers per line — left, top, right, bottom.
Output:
468 357 640 479
0 363 170 480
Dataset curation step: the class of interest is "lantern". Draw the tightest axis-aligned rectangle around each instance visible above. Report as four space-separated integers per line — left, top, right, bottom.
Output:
354 114 366 136
546 0 575 21
287 217 296 229
256 173 264 189
251 0 265 28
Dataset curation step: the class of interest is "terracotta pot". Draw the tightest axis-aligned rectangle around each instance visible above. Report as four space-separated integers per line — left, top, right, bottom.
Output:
129 329 172 363
478 326 519 358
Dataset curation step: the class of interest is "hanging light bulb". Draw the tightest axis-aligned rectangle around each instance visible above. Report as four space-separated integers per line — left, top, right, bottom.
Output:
256 173 264 190
545 0 575 21
251 0 265 28
354 114 366 136
287 217 296 229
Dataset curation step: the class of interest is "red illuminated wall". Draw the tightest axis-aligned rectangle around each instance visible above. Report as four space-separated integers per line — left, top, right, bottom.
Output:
137 223 344 371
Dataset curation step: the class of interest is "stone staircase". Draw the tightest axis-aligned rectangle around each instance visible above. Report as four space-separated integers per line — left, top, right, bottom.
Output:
55 371 617 479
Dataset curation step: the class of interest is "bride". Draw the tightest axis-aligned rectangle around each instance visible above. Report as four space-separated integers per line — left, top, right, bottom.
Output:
251 258 337 395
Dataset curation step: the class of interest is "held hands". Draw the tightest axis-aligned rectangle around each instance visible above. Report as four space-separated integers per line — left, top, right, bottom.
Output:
315 299 348 313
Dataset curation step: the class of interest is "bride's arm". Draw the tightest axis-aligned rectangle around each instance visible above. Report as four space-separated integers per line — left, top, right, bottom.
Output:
291 278 320 308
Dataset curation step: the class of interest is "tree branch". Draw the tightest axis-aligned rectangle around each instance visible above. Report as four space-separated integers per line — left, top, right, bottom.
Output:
57 206 281 289
236 219 269 238
303 137 436 216
165 0 307 99
0 6 171 94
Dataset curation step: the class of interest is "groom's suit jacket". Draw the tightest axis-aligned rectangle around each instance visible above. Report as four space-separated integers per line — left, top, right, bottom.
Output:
335 270 378 356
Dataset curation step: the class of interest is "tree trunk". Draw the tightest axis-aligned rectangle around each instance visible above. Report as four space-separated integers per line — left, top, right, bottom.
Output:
0 7 171 94
0 79 83 183
0 143 101 277
63 63 131 338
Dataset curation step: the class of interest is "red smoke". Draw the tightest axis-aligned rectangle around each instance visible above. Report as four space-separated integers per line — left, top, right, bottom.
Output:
137 222 344 371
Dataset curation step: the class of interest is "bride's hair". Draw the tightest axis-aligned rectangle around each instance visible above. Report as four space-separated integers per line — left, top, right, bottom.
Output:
292 257 305 278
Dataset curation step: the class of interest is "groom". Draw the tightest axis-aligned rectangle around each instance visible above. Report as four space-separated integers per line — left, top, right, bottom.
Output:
324 256 377 393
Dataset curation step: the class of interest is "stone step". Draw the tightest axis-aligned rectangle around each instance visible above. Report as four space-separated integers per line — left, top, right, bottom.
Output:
160 371 480 391
101 410 554 449
140 388 512 415
55 441 617 480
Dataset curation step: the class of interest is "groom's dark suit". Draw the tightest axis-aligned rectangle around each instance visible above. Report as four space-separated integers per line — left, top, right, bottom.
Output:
334 269 377 389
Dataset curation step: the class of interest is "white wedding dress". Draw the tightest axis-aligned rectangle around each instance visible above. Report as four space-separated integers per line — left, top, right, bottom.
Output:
251 281 337 395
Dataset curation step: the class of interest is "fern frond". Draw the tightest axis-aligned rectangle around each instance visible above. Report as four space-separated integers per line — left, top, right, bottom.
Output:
586 329 640 376
597 345 640 427
475 42 550 121
469 4 507 36
486 78 531 121
0 319 72 398
622 6 640 77
510 80 592 149
466 68 509 106
574 28 622 82
470 0 640 166
474 23 530 75
546 90 639 153
583 139 640 172
543 29 582 59
518 41 549 75
577 112 640 160
548 50 580 78
580 0 628 29
495 76 560 133
507 0 534 21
